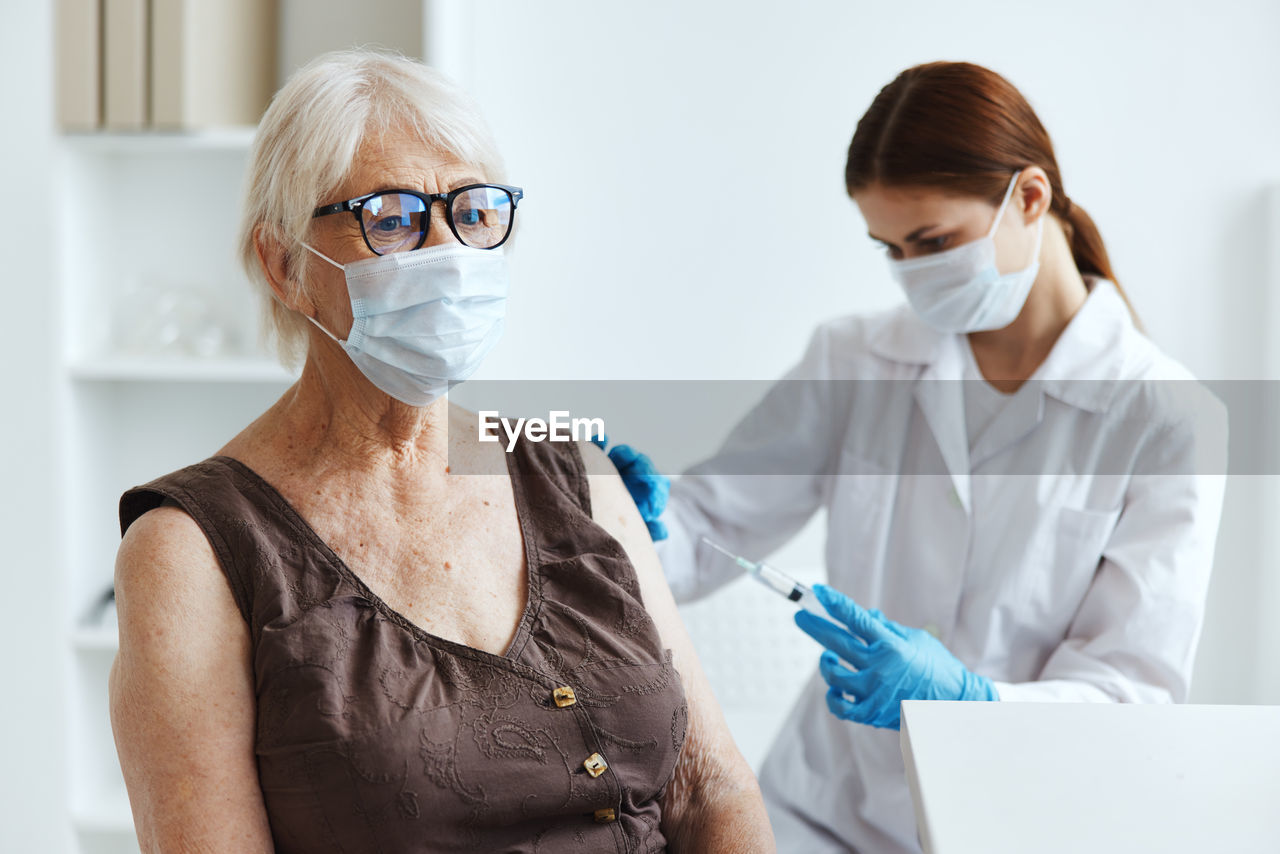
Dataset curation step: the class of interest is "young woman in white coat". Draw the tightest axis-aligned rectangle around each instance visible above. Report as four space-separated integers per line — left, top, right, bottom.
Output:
643 61 1228 853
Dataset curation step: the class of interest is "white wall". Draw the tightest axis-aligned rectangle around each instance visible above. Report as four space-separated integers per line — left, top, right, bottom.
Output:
0 1 67 850
437 0 1280 707
452 0 1280 383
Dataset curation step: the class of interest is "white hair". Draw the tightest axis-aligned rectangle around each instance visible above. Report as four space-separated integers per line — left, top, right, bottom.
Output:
237 49 505 368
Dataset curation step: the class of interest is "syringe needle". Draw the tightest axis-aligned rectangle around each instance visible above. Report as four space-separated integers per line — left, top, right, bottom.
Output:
700 536 830 618
701 536 750 566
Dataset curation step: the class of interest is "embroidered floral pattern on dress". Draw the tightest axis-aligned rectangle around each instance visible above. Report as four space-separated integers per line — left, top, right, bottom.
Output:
119 441 686 853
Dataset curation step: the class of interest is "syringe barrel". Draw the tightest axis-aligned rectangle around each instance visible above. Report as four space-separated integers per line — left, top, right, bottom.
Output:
753 563 828 617
752 563 797 598
792 585 829 618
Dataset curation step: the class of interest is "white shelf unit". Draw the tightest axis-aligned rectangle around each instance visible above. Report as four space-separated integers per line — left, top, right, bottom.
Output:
46 4 463 849
68 356 293 383
57 130 297 854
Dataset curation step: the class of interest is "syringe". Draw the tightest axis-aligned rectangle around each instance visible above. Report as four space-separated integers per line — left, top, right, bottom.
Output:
700 536 829 618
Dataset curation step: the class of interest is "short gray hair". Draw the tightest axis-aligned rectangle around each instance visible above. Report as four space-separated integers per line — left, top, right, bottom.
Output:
238 49 504 368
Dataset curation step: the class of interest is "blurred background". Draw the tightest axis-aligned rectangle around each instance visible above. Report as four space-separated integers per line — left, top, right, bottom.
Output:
3 0 1279 850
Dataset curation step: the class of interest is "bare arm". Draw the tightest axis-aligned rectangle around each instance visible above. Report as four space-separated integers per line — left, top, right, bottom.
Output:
582 443 776 853
109 506 275 853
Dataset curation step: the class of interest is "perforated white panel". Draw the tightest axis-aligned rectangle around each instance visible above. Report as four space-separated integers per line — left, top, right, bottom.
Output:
677 567 825 771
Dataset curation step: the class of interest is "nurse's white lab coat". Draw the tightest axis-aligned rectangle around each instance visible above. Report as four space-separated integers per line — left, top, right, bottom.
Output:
659 280 1227 854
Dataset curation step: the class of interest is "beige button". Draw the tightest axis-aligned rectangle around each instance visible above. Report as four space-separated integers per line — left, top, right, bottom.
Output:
583 753 608 778
924 623 941 640
594 807 617 824
552 686 577 708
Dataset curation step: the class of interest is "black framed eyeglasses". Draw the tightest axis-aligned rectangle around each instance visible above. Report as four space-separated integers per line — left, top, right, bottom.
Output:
312 183 524 255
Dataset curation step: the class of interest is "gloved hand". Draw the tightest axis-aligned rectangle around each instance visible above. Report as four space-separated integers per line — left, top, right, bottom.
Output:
591 434 670 541
794 584 997 730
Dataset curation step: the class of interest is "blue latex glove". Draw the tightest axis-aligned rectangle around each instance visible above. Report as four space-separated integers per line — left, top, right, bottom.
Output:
591 434 670 541
794 584 997 730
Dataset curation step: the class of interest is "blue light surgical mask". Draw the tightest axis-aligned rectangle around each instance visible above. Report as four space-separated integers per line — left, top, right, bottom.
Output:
887 171 1044 334
302 242 510 406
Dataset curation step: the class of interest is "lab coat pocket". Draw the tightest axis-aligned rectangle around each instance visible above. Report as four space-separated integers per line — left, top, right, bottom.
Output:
1020 504 1121 629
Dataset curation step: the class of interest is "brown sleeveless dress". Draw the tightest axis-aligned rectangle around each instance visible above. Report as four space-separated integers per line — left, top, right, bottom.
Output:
119 440 688 853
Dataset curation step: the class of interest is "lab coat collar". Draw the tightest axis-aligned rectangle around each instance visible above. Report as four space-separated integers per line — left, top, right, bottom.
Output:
1032 279 1137 414
872 279 1138 507
869 278 1137 412
913 336 972 511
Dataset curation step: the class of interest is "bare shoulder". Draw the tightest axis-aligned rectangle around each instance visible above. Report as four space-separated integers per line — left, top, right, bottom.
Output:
578 440 648 546
112 506 273 850
115 505 242 641
578 439 685 657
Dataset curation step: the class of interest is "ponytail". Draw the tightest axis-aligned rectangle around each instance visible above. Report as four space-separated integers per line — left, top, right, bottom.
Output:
1058 198 1143 331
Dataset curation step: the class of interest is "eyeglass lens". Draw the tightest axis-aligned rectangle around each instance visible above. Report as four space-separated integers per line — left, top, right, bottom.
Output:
451 186 514 249
360 187 513 254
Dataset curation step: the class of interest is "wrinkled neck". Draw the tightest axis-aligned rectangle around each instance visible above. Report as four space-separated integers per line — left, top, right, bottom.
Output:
277 341 451 473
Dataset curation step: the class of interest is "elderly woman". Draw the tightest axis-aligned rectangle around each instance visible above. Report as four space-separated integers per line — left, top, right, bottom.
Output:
108 50 773 853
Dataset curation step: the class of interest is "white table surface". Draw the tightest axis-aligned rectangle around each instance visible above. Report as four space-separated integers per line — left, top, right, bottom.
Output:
900 701 1280 853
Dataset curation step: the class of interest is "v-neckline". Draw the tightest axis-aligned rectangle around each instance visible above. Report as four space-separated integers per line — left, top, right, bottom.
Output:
211 452 543 668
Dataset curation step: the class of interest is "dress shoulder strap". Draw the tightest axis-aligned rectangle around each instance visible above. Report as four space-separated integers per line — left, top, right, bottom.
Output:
505 436 593 518
119 456 324 632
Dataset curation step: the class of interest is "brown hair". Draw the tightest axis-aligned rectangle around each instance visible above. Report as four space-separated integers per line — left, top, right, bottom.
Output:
845 61 1140 327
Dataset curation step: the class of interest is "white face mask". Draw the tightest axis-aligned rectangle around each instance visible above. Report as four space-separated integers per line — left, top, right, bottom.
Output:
886 171 1044 334
302 242 509 406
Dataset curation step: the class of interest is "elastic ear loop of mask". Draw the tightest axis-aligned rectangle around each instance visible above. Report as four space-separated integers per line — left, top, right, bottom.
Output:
990 170 1046 273
987 170 1023 238
300 243 348 345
